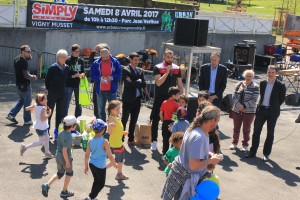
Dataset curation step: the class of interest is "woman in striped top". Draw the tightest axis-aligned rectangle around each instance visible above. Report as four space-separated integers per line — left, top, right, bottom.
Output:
230 70 259 152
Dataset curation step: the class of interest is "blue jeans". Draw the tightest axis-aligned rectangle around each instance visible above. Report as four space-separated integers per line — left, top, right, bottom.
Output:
8 85 32 122
64 87 82 118
97 91 116 121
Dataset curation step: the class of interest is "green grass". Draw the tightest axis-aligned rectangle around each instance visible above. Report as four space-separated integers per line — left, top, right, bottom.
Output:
156 0 300 16
1 0 299 17
199 0 300 16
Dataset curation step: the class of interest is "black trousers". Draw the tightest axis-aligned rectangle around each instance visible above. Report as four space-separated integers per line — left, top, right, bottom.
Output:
250 107 279 156
93 83 99 118
89 163 106 199
150 95 168 142
210 93 221 108
47 92 65 130
162 120 173 155
121 97 142 142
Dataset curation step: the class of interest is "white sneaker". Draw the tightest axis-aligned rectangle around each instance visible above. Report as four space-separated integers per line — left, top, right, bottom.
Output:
241 146 249 152
229 144 237 150
150 141 157 151
24 120 33 125
43 153 55 158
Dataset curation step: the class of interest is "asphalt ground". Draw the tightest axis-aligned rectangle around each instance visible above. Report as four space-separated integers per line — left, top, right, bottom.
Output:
0 72 299 200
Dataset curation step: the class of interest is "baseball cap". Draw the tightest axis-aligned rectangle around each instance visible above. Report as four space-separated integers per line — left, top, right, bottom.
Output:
92 119 107 132
177 107 187 121
63 115 77 126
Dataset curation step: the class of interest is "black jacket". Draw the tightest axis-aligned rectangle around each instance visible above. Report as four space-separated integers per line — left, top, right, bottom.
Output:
198 63 228 100
45 63 69 97
258 79 286 116
122 65 146 103
65 56 85 88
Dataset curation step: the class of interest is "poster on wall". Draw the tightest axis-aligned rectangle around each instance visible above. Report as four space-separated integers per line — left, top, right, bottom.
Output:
26 1 195 32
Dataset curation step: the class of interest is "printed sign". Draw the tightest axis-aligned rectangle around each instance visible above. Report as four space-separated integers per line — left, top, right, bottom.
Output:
27 1 195 31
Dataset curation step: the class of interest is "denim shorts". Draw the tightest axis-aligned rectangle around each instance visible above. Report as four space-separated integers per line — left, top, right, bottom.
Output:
36 129 48 136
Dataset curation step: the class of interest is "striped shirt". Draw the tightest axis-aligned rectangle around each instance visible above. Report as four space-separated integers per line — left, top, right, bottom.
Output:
232 81 259 114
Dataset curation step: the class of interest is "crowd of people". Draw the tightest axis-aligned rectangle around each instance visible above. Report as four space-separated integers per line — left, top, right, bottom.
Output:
5 44 300 199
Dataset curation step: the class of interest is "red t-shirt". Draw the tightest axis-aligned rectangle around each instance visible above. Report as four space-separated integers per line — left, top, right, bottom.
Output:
160 99 179 121
100 60 112 91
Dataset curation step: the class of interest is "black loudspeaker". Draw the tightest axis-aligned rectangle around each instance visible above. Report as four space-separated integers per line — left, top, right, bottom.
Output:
255 55 275 70
243 40 256 67
187 92 199 122
285 93 300 106
174 18 209 47
233 44 250 65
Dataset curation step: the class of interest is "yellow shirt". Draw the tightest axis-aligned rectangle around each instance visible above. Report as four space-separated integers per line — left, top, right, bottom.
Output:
109 116 124 148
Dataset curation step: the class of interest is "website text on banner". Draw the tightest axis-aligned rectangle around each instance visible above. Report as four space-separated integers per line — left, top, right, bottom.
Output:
26 1 195 32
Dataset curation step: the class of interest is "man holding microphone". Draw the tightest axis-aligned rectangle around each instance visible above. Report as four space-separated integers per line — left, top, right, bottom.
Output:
150 49 184 151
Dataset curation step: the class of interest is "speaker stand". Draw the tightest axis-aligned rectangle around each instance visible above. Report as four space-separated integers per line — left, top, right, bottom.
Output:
164 43 222 95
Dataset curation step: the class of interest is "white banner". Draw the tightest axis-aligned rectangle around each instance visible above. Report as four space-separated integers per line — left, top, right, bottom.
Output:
0 5 15 27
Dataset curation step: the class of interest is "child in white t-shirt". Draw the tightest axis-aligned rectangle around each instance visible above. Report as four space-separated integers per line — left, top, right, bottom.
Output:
20 93 54 158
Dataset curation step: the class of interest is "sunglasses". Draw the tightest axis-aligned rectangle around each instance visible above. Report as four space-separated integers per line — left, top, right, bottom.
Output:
25 51 31 53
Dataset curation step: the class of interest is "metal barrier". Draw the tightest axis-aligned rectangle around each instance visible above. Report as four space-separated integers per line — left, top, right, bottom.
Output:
142 69 155 109
40 52 56 78
0 45 156 110
0 45 39 75
116 68 154 108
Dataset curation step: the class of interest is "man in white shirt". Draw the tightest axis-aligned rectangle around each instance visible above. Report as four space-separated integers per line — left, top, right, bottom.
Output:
245 65 286 162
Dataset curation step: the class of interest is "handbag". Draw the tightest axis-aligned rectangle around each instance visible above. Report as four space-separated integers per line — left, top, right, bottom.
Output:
79 77 90 106
227 82 243 118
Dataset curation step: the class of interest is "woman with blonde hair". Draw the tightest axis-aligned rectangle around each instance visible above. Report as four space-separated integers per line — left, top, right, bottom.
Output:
230 70 259 151
45 49 69 139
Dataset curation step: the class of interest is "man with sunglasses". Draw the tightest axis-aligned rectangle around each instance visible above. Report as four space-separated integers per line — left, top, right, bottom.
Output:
6 45 37 125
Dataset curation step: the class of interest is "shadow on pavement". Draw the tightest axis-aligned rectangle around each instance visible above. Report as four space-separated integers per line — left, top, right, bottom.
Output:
5 123 19 128
218 130 231 140
106 181 129 200
240 156 300 187
19 158 50 179
219 153 239 172
40 140 57 156
8 125 32 143
151 150 165 171
124 145 149 170
259 160 300 187
60 197 72 200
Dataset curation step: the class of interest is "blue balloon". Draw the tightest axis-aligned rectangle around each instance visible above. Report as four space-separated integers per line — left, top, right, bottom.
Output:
190 196 202 200
196 180 220 200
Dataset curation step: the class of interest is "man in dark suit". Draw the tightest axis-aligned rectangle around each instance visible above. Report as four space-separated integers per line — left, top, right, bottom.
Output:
121 52 146 145
198 52 227 107
245 65 286 161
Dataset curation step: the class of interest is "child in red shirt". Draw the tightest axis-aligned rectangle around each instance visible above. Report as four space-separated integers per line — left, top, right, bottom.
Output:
159 86 180 155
